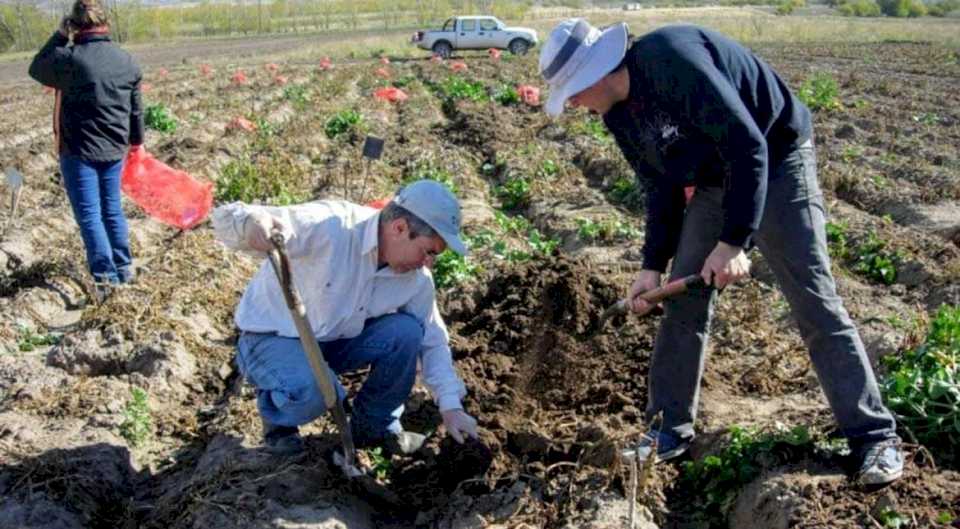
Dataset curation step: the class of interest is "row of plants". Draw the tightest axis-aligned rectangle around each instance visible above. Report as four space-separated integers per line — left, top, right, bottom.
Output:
826 221 902 285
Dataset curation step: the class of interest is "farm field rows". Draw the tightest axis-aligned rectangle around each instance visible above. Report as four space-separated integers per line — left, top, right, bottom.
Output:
1 9 959 529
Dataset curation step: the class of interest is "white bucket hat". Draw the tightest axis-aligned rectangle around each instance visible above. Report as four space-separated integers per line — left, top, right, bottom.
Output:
539 19 628 117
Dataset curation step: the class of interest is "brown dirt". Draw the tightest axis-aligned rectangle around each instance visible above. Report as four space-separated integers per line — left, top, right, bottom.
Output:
1 26 959 529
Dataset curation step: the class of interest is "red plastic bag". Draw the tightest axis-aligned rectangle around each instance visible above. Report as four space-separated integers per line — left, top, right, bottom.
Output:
366 196 392 209
121 147 212 230
449 61 468 73
488 48 501 60
373 87 408 103
319 57 333 71
517 85 540 106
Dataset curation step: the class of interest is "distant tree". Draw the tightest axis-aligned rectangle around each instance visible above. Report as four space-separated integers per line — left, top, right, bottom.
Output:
838 0 882 15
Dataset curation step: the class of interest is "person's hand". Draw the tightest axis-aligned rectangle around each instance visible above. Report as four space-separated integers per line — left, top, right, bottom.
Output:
627 269 662 315
243 210 288 252
441 408 479 444
701 241 751 289
128 144 144 157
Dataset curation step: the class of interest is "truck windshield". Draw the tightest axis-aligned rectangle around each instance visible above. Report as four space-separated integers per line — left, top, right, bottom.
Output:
442 18 455 31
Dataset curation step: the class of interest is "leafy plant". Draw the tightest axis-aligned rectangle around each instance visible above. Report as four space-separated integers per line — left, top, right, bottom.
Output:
17 324 60 352
405 163 458 194
432 249 479 289
324 109 363 139
119 387 152 448
575 217 640 242
876 506 909 528
537 159 559 179
570 117 612 143
680 425 813 526
853 233 900 285
434 76 487 102
798 73 842 112
496 176 531 210
492 83 520 105
367 447 392 481
283 84 309 109
145 103 178 133
825 221 850 260
882 304 960 464
215 157 306 205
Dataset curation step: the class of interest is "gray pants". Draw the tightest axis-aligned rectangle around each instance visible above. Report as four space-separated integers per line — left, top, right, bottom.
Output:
646 140 897 446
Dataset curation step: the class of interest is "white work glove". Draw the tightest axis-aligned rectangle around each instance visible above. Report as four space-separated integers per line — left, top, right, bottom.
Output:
441 408 479 444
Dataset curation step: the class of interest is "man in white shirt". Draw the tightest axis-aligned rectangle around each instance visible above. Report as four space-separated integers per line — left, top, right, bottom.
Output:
212 180 479 456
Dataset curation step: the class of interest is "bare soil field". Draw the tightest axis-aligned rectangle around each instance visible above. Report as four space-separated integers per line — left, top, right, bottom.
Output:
1 23 959 529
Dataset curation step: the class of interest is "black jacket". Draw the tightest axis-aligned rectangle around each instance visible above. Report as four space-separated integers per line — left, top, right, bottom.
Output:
603 25 811 272
29 31 144 162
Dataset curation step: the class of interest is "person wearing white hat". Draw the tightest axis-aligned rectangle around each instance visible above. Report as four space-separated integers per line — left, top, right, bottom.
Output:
540 20 903 486
212 180 479 456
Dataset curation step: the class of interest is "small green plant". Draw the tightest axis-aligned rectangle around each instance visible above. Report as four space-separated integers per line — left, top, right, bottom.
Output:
570 117 612 143
16 324 60 352
432 249 479 289
798 73 842 112
876 506 909 528
680 425 813 526
434 76 487 102
575 218 640 242
324 109 363 139
936 511 956 524
913 112 941 126
119 387 152 448
825 221 850 259
537 159 559 179
405 163 458 194
496 176 531 210
145 103 178 133
391 75 417 89
882 304 960 465
853 233 899 285
215 158 306 205
283 84 309 109
492 83 520 105
526 228 559 256
367 447 392 481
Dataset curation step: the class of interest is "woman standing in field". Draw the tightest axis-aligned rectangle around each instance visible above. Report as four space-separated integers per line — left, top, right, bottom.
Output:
28 0 144 301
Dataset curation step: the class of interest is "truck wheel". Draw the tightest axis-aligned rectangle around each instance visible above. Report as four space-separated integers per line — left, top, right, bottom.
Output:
432 41 452 59
508 39 529 56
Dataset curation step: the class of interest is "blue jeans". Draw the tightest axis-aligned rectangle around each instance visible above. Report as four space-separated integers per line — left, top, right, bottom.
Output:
236 313 423 443
60 155 132 284
646 140 898 447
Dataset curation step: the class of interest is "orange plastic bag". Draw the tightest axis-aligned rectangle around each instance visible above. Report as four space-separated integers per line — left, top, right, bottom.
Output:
121 147 212 230
373 87 408 103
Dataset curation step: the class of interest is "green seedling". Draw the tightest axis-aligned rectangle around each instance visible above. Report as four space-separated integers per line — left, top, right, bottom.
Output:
876 506 909 528
538 159 559 179
681 425 813 526
571 117 612 143
367 447 392 481
283 84 309 109
324 109 363 139
492 84 520 105
825 221 850 259
432 249 479 289
405 163 458 194
145 103 178 133
433 76 487 102
119 387 152 448
496 176 531 210
16 324 60 352
853 233 899 285
882 304 960 465
575 218 640 242
798 73 842 112
215 158 306 205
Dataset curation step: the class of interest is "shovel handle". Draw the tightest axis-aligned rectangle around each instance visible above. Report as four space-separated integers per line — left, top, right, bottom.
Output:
634 274 704 305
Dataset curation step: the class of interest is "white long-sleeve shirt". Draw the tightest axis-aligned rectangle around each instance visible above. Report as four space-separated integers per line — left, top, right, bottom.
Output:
212 200 467 412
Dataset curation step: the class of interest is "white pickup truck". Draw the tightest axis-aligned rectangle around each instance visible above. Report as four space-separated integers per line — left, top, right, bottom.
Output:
411 16 538 59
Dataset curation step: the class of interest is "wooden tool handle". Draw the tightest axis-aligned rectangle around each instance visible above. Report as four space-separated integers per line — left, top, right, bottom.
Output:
636 274 704 304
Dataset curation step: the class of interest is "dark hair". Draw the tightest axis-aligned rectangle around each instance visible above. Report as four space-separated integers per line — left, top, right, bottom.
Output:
69 0 109 31
379 202 437 239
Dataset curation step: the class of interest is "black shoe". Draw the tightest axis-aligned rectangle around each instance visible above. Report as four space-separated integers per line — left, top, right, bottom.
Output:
356 430 426 456
262 420 304 456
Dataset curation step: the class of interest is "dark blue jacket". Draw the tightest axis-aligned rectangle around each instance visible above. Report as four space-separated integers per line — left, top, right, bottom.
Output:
603 25 811 272
29 31 144 162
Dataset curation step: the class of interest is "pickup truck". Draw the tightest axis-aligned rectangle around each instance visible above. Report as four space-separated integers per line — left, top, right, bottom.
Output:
411 16 538 59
